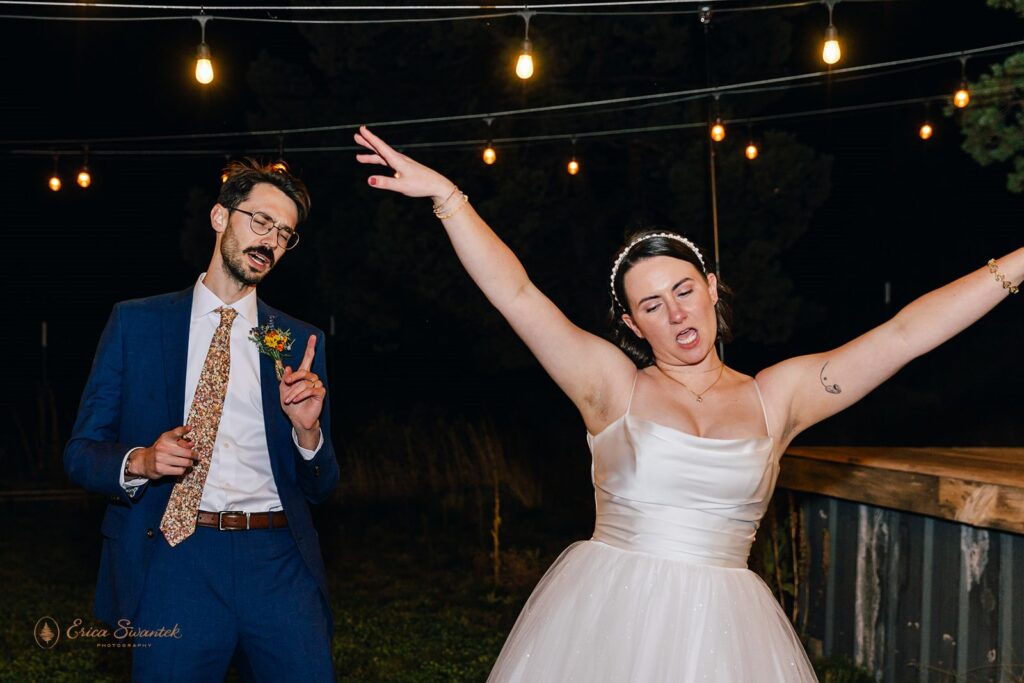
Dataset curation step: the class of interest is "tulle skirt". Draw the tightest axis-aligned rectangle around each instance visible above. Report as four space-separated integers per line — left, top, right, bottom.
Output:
488 540 818 682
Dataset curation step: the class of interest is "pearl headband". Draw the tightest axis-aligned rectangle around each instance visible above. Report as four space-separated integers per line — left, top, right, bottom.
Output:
609 232 706 309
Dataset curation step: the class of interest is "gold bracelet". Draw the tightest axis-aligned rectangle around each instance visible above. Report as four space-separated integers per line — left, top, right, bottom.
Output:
432 185 459 212
435 192 469 220
988 258 1020 294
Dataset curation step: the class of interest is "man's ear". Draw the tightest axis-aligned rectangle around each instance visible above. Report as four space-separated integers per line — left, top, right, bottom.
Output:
210 204 229 234
706 272 719 306
622 313 644 339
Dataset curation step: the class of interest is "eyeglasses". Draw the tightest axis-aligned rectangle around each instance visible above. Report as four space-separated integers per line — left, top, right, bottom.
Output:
230 207 300 250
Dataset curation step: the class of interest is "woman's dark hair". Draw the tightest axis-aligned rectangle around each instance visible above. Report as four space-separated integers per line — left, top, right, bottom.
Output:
607 230 733 367
217 158 311 225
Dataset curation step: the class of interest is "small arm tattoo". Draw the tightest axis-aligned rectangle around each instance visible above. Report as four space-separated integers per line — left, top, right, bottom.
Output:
820 362 842 394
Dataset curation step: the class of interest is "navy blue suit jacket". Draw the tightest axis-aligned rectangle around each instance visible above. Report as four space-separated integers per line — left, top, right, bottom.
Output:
65 286 340 626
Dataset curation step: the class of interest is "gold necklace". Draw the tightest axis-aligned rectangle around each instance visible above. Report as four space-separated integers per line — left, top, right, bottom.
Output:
664 364 725 404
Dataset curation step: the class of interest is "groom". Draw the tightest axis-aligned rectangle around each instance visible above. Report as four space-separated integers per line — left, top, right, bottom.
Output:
65 160 339 681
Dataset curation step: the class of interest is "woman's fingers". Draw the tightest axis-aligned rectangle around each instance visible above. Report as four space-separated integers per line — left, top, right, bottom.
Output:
355 152 388 166
367 175 398 191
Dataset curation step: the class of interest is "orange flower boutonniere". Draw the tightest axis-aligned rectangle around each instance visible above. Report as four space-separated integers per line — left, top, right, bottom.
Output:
249 318 294 380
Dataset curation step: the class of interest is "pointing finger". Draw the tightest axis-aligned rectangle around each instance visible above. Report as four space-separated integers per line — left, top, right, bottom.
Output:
298 335 317 372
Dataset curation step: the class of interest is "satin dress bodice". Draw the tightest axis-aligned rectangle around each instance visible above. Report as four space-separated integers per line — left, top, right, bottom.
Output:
586 381 777 569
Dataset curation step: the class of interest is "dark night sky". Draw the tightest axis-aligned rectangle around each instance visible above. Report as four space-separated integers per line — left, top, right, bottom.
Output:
2 0 1022 467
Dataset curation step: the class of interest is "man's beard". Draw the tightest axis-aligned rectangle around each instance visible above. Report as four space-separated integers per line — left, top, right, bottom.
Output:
221 227 275 287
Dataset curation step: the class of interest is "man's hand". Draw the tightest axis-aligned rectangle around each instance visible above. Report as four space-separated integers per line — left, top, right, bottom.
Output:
280 335 325 447
130 426 197 479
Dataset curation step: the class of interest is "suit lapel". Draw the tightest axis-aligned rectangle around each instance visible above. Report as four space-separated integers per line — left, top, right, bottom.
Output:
257 299 286 479
162 287 193 425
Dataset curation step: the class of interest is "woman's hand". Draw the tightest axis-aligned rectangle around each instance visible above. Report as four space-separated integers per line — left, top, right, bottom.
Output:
355 126 455 204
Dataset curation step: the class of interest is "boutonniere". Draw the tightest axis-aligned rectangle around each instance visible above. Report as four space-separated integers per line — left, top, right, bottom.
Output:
249 317 294 380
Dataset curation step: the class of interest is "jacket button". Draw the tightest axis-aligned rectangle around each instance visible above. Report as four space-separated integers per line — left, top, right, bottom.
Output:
314 465 321 477
146 529 155 538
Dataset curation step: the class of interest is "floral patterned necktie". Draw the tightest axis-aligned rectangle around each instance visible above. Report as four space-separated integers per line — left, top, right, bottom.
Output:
160 306 238 547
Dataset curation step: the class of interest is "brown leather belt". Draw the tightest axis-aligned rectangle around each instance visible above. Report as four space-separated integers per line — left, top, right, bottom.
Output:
196 510 288 531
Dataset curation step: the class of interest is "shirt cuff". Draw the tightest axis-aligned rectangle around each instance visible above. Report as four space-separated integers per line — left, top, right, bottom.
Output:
292 428 323 461
121 447 148 494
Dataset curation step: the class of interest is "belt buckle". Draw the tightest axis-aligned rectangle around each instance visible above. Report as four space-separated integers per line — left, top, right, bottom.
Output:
218 510 249 531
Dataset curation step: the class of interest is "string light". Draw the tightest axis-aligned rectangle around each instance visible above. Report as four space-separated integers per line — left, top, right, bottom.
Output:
515 11 535 80
48 154 61 191
481 117 497 165
822 1 841 66
76 148 91 188
483 145 497 165
194 15 214 85
953 56 970 108
745 142 758 160
76 166 92 188
919 121 933 140
221 171 229 183
567 137 579 175
272 161 288 172
710 118 725 142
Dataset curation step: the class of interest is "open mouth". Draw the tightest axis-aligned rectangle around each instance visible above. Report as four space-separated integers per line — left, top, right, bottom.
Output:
676 328 699 348
245 248 274 270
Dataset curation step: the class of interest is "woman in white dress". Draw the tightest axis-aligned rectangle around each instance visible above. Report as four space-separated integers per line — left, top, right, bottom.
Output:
354 125 1022 682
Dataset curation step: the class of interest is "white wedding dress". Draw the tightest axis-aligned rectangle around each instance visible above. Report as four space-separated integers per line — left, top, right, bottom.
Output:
488 378 818 682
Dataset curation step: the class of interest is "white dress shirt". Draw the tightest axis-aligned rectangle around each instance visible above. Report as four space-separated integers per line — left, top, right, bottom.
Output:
121 274 322 511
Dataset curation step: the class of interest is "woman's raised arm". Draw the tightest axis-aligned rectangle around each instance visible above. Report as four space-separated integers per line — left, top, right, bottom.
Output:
355 126 636 430
758 248 1023 444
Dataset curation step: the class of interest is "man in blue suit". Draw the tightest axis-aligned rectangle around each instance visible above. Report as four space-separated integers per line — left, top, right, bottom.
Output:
65 160 339 681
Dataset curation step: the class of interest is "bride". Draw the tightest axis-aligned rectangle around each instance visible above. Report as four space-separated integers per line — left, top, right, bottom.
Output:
354 125 1022 682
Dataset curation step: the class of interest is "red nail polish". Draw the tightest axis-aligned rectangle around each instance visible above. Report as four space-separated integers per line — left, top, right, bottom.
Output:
369 177 377 186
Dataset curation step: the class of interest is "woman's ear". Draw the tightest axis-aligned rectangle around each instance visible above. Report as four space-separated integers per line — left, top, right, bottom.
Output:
706 272 719 306
622 313 644 339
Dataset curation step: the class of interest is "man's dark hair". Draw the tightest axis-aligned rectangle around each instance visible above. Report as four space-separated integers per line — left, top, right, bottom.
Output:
217 159 311 225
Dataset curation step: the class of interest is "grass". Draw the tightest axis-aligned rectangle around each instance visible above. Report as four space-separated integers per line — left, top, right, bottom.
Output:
0 500 541 683
1 498 872 682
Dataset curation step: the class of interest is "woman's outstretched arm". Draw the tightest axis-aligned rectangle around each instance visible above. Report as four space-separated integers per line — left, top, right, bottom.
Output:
758 248 1024 443
355 126 636 430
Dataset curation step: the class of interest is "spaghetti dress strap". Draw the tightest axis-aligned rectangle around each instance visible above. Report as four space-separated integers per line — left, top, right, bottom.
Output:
751 379 773 440
625 371 640 416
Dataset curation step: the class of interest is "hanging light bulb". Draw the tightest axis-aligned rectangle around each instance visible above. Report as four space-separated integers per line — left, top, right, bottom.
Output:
745 142 759 160
953 84 970 109
76 148 91 188
516 40 534 80
221 171 229 184
194 16 214 85
821 2 841 65
48 155 62 192
515 11 536 80
919 122 934 140
822 26 841 65
953 57 970 108
710 119 726 142
483 145 497 165
272 161 289 173
566 137 580 175
195 43 214 84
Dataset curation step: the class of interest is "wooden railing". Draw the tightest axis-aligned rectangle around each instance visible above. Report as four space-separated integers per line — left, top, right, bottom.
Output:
779 446 1024 533
776 446 1023 682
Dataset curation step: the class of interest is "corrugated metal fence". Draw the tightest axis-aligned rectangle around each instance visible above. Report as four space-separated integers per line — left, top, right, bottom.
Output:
799 495 1022 683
